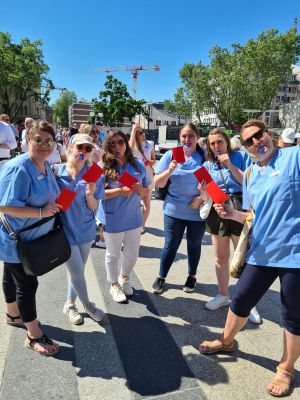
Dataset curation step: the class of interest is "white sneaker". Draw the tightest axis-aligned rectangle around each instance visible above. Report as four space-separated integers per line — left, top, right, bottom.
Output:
118 276 133 296
248 307 262 324
84 302 105 322
96 240 106 248
63 303 83 325
205 294 230 311
110 284 127 303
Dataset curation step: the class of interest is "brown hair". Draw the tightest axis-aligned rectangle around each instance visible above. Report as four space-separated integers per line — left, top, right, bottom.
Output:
206 127 233 161
27 120 56 140
102 130 141 181
179 123 204 157
240 119 266 136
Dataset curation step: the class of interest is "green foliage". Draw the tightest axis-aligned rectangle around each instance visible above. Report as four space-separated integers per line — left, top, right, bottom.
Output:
52 91 77 127
0 32 50 121
92 75 146 126
171 27 300 128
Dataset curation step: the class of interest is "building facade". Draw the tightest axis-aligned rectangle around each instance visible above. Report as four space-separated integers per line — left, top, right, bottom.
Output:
69 102 92 127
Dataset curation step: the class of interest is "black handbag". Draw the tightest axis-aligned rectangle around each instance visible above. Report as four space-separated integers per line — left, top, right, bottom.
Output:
154 178 170 200
0 213 71 276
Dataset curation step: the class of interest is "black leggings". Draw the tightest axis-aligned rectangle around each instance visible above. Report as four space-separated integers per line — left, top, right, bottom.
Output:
230 264 300 335
2 262 38 323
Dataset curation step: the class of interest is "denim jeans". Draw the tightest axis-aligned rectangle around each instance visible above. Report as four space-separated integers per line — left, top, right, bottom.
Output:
159 214 206 278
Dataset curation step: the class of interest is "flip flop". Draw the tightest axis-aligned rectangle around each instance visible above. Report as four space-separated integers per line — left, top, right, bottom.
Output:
25 334 59 357
6 313 25 326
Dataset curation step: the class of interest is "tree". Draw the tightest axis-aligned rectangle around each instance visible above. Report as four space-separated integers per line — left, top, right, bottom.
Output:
92 75 146 127
164 88 193 121
170 26 300 128
0 32 51 121
52 91 77 126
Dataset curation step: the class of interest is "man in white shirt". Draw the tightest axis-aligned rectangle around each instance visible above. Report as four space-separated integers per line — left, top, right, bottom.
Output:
0 121 17 170
21 117 34 153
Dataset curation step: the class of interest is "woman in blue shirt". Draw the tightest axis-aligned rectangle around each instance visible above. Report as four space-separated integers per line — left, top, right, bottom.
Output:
202 128 260 323
199 119 300 397
152 123 206 294
56 134 105 325
0 120 61 356
98 130 150 303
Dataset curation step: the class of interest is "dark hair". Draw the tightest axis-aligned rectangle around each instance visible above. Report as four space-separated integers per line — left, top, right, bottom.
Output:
179 123 204 157
28 120 56 140
206 127 233 161
102 130 141 180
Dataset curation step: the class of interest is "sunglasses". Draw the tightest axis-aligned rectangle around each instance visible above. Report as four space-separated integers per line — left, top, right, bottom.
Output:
243 129 265 148
76 144 93 153
109 139 125 148
33 137 55 147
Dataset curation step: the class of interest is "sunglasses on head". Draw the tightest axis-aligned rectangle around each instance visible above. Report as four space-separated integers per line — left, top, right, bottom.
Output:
109 139 125 148
33 137 55 147
243 129 266 148
76 144 93 152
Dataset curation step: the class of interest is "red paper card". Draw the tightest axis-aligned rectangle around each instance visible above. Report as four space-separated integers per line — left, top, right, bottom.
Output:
194 166 213 184
118 171 139 189
206 181 229 204
82 163 104 183
56 189 77 211
144 160 150 167
172 146 185 163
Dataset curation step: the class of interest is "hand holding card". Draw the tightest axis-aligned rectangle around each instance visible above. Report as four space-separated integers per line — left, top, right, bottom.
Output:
56 189 77 211
206 181 229 204
172 146 185 163
118 171 139 189
194 166 213 184
82 163 104 183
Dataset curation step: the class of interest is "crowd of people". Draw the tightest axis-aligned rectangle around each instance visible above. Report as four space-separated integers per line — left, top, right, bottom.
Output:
0 113 299 397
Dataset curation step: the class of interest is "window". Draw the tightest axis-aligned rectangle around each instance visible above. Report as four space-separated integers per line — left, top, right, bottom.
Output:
276 96 280 102
171 121 176 126
156 120 161 126
165 121 169 125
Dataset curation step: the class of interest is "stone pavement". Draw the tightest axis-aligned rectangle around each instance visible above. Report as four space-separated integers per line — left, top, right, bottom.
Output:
0 198 299 400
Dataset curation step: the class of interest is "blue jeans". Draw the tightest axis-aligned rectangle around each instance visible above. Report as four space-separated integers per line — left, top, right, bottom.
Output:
159 214 206 278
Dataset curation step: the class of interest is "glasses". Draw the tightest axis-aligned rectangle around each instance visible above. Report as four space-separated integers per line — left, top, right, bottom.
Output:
109 139 125 148
76 144 93 153
242 129 265 148
33 137 55 147
137 131 144 136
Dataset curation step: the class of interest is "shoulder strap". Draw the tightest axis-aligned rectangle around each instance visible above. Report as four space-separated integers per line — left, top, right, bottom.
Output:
0 212 55 237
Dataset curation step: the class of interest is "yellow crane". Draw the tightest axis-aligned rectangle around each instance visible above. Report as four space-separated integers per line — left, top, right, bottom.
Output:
93 65 160 99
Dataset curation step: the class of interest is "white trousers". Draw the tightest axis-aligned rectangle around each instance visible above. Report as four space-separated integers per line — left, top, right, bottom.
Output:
104 228 141 283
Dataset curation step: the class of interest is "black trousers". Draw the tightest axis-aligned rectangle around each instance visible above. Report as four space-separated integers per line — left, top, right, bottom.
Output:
2 262 38 323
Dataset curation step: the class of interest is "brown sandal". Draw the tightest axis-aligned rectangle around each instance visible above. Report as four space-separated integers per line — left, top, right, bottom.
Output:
25 334 59 357
6 313 25 326
267 365 294 397
199 334 235 354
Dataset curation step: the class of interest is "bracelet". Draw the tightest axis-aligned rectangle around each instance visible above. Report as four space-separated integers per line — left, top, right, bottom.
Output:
39 208 42 219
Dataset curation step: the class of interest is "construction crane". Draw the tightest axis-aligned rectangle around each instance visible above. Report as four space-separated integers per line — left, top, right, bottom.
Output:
93 65 160 99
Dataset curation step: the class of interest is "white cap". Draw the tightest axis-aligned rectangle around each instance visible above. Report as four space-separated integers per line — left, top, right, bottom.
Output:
281 128 295 144
295 132 300 139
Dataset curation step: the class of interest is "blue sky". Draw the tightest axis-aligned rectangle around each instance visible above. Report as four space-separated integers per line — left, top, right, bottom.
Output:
2 0 299 105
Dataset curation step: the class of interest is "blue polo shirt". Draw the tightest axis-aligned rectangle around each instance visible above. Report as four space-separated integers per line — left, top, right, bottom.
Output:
56 164 105 245
243 147 300 268
155 149 205 221
203 151 251 193
97 160 150 233
0 154 60 263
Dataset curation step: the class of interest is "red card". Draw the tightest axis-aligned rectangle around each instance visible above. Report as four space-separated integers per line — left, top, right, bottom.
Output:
206 181 229 204
194 166 213 184
56 189 77 211
118 171 139 189
82 163 104 183
144 160 150 166
172 146 185 163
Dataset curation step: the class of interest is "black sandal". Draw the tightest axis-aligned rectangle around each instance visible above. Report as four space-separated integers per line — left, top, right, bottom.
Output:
6 313 25 326
25 334 59 356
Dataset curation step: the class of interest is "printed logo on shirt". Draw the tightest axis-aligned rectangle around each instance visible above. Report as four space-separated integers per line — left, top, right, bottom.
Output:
269 170 281 177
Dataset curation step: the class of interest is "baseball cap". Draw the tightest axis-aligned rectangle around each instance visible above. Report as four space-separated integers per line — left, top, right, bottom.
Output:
281 128 295 144
295 132 300 139
72 134 96 148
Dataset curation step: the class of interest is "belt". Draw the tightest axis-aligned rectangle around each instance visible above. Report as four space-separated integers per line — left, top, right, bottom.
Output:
0 158 9 161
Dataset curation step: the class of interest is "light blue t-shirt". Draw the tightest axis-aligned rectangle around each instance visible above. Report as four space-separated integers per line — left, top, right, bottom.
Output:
56 164 105 245
98 160 151 233
0 154 60 263
155 149 205 221
203 151 251 193
243 147 300 268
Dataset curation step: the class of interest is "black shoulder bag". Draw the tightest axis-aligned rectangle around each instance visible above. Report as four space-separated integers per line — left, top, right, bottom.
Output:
0 213 71 276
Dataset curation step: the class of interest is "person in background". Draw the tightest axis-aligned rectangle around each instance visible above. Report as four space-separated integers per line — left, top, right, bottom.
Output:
0 114 18 158
21 117 34 153
199 119 300 397
56 128 64 145
295 132 300 146
95 121 106 146
198 137 207 151
129 123 155 233
0 120 17 170
56 134 105 324
89 125 102 164
47 141 67 165
98 130 150 303
278 127 295 148
0 120 60 356
152 123 206 294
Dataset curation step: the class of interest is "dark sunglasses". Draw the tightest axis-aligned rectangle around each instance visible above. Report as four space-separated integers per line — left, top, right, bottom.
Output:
109 139 125 148
76 144 93 153
243 129 266 148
